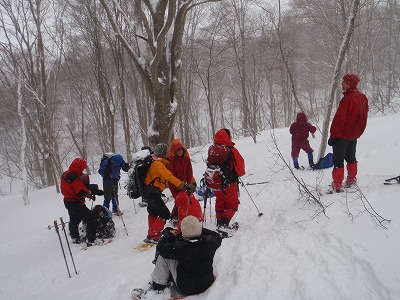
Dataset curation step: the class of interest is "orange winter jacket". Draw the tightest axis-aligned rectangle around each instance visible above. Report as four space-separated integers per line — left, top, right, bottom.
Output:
144 156 183 192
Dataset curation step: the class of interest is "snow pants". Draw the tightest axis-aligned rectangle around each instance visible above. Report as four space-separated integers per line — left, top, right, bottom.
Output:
151 256 178 286
64 200 96 243
143 186 170 240
103 182 119 212
214 182 240 223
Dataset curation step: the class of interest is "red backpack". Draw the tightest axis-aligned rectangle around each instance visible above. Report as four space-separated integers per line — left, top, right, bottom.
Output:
204 144 237 191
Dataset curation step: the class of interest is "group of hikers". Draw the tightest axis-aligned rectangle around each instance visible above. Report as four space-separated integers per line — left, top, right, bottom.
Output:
60 72 368 296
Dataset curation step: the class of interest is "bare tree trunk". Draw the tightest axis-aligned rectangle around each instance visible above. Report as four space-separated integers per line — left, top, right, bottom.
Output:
317 0 361 161
17 69 29 205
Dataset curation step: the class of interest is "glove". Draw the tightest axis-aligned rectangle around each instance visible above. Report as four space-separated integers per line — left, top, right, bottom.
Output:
162 227 174 235
185 183 196 194
179 182 187 190
122 162 130 172
328 138 335 146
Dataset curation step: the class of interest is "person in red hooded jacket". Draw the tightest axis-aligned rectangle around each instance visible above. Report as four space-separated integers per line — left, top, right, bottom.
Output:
167 139 197 224
61 158 96 246
328 73 369 191
212 129 245 228
289 112 317 169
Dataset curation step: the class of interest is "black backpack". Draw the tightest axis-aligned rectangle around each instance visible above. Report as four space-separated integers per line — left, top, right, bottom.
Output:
126 149 153 199
98 152 115 179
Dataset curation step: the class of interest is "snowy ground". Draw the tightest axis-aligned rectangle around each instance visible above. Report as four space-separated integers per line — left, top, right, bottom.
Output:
1 113 399 300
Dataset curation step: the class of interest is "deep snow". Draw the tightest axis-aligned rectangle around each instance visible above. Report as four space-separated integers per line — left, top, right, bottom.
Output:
1 113 399 300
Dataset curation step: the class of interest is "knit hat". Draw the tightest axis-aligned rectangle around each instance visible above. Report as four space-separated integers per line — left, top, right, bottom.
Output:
181 215 202 239
343 73 360 89
154 143 168 157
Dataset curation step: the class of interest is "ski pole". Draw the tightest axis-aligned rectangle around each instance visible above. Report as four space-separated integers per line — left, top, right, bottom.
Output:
60 217 78 275
385 176 400 182
246 181 269 186
112 185 129 236
239 179 263 217
202 187 208 227
53 220 71 278
132 198 137 214
116 201 129 236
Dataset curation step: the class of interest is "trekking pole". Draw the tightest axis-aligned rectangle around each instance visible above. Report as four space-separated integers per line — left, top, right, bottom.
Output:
60 217 78 275
246 181 269 186
116 201 129 236
239 179 263 217
53 220 71 278
112 186 129 236
385 176 400 182
202 187 208 227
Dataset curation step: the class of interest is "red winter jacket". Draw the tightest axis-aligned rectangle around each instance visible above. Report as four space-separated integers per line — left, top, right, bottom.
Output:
175 191 202 234
213 129 245 177
330 88 369 140
167 139 195 198
289 112 316 144
61 158 91 203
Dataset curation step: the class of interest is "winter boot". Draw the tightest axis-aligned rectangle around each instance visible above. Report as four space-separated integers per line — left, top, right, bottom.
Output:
331 167 344 191
72 237 82 244
345 162 358 187
293 157 300 170
307 152 315 168
217 217 230 228
150 281 167 291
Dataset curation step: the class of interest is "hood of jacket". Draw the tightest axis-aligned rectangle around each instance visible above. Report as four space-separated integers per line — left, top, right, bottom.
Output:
214 129 235 147
69 158 87 175
296 112 307 123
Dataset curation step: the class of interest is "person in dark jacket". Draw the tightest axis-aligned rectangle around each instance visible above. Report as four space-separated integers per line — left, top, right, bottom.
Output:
61 158 96 245
98 154 129 215
213 129 245 228
150 215 222 296
328 73 369 191
289 112 317 169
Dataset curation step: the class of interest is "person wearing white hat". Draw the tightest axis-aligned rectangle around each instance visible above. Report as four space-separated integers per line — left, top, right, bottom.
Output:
149 216 222 296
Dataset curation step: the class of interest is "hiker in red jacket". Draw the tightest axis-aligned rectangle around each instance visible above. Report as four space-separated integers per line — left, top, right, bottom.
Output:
289 112 317 169
61 158 96 246
328 73 369 191
213 129 245 228
167 139 197 225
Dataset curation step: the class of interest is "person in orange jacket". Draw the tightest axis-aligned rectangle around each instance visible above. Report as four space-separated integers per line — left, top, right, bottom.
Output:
328 73 369 191
167 139 197 224
213 129 245 228
142 143 196 243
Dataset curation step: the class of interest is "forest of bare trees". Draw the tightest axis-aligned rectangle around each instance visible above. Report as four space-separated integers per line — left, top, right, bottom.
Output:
0 0 399 196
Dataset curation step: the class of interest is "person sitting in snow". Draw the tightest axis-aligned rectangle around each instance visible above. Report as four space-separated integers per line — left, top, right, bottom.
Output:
150 216 222 296
289 112 317 169
61 158 96 246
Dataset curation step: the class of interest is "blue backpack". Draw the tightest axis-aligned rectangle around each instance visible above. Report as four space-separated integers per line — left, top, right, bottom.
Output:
313 153 334 169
